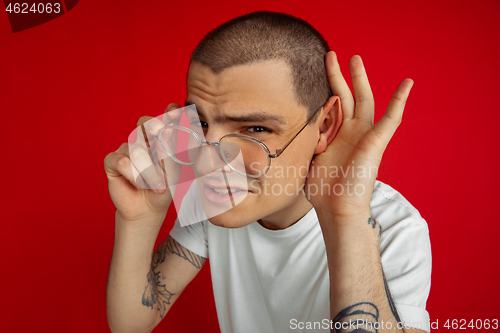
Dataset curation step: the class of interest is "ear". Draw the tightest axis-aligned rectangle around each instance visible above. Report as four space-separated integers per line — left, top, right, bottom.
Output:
314 96 343 154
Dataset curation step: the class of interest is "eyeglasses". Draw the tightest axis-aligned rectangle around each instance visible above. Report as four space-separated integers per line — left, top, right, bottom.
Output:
155 106 322 178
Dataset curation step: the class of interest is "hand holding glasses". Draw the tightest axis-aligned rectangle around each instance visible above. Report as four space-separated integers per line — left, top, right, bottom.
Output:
127 105 183 194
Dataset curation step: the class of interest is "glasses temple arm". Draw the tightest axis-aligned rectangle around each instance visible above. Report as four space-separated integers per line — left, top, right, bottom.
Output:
270 107 322 158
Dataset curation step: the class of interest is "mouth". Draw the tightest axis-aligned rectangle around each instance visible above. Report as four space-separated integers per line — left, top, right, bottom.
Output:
203 179 252 192
208 187 245 195
201 183 250 207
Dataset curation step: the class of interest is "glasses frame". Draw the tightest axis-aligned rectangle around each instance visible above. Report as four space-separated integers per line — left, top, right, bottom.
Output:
156 106 323 178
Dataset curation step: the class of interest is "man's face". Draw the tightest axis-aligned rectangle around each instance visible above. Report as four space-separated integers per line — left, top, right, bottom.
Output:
185 60 320 229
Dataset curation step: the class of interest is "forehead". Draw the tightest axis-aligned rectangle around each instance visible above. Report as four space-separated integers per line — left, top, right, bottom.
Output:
186 60 306 122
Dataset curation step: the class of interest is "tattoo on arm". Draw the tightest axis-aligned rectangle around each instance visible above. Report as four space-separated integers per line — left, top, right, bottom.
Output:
163 236 206 269
331 302 379 333
142 268 175 320
368 217 382 237
141 236 206 319
330 218 402 332
383 271 403 324
368 217 377 229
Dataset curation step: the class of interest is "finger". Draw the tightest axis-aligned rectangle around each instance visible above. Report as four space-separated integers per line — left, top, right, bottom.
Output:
163 103 182 124
119 142 169 189
136 103 182 126
115 142 130 156
349 55 374 124
372 79 414 146
137 116 154 128
136 117 169 157
115 143 150 189
143 117 168 137
104 150 144 189
326 51 355 119
166 102 182 113
134 119 168 185
128 143 166 192
157 104 183 162
136 103 182 137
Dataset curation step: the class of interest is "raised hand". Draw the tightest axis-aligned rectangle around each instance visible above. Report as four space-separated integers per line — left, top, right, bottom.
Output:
104 103 182 224
306 52 413 220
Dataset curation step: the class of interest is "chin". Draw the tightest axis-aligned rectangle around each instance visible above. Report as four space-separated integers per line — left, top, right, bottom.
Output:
199 184 263 228
207 208 259 229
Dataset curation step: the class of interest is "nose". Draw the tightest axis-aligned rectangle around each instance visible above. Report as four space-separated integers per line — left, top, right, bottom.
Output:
193 132 233 178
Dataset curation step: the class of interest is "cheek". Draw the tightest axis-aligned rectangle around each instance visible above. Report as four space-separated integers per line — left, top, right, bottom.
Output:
254 158 311 199
275 150 314 180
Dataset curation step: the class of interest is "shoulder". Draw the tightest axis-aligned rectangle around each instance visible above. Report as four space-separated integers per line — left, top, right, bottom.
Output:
370 180 428 233
370 180 431 283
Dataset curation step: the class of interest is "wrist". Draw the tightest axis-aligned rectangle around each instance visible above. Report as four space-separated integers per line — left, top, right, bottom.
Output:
316 209 380 242
115 210 166 233
113 213 163 256
314 205 371 226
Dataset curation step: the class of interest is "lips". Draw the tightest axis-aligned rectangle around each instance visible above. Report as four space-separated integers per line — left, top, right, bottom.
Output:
210 187 243 195
197 173 254 207
204 182 249 192
202 183 248 206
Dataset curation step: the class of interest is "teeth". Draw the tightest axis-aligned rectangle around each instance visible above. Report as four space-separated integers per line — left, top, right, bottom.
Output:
211 187 238 194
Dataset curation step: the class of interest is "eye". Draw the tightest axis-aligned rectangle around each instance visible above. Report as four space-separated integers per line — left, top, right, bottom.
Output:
247 126 272 133
190 120 208 128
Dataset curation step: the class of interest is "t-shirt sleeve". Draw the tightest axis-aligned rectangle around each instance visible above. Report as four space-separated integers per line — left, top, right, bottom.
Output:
169 182 209 258
370 181 432 333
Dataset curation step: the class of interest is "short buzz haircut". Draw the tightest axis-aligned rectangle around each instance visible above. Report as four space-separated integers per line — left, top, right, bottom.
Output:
189 11 333 121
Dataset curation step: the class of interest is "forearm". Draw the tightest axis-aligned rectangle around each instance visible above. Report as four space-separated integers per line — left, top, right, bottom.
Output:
317 209 404 332
106 212 164 333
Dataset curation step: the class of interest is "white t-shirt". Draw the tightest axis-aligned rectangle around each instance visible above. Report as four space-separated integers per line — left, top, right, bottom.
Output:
170 180 432 333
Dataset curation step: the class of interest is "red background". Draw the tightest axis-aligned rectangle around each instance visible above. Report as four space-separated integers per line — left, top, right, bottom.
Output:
1 0 499 331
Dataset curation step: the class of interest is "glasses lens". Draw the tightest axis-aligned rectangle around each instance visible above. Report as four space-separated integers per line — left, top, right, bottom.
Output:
220 136 270 177
158 126 200 165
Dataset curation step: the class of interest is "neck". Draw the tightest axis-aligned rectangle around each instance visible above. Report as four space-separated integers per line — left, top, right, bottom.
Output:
258 194 313 230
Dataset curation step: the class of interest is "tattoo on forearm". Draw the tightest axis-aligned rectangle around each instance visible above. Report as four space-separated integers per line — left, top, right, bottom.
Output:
141 236 206 319
142 268 175 320
367 217 377 229
368 217 382 238
331 302 379 333
330 217 402 332
383 272 403 324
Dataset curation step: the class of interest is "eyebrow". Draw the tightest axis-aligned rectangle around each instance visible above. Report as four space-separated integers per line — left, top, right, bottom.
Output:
185 99 286 126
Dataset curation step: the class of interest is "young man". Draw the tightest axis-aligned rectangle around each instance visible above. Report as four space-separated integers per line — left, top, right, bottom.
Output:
105 11 431 333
